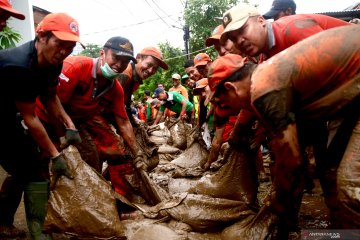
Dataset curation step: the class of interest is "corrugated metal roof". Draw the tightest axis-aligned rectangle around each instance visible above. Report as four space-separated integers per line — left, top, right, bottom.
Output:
314 9 360 21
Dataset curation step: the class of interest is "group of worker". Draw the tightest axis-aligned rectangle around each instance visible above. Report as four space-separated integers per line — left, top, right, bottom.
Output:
0 0 360 239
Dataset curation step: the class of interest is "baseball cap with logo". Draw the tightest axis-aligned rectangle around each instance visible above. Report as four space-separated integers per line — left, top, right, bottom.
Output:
192 78 208 95
220 4 260 43
263 0 296 19
194 53 211 67
172 73 181 80
207 54 247 103
137 47 169 70
104 36 137 63
0 0 25 20
36 13 84 48
205 24 224 47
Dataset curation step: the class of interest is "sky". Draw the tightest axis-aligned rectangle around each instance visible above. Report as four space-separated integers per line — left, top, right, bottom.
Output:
31 0 358 54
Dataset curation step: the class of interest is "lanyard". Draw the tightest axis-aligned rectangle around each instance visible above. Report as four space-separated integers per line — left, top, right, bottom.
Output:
92 58 99 99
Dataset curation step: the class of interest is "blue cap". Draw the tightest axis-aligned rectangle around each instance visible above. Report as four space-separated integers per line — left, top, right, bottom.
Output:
263 0 296 19
154 88 164 98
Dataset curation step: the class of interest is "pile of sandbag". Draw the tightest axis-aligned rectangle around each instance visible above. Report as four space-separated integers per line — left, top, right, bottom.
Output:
44 120 278 240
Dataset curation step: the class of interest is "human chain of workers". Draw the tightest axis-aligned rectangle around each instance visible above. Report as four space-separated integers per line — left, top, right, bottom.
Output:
0 0 360 239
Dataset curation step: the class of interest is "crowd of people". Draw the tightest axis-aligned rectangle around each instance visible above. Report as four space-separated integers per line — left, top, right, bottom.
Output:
0 0 360 239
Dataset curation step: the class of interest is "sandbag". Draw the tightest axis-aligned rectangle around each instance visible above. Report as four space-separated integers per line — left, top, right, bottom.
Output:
135 126 159 171
171 142 208 168
168 178 198 194
44 145 125 239
158 144 181 154
129 224 184 240
166 119 188 150
337 117 360 228
188 146 258 204
148 123 171 146
165 193 254 232
221 205 278 240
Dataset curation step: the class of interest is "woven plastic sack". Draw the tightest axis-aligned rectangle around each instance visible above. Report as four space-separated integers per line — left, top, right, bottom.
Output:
44 145 125 239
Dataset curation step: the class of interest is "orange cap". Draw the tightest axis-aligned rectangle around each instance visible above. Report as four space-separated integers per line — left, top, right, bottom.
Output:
207 54 247 102
0 0 25 20
194 53 211 67
205 24 224 47
36 13 84 47
137 47 169 70
192 78 208 95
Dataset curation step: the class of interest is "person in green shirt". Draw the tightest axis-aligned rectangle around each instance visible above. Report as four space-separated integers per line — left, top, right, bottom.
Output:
153 88 194 125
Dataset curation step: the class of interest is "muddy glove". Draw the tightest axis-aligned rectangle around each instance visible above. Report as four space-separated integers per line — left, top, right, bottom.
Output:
60 129 82 149
50 153 74 190
65 128 81 144
133 151 148 171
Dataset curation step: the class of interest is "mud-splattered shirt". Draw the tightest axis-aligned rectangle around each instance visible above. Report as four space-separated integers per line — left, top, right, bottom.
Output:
251 25 360 135
266 14 351 59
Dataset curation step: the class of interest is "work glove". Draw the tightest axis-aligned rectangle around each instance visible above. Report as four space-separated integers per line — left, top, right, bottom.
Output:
50 153 74 190
60 128 82 149
133 151 148 171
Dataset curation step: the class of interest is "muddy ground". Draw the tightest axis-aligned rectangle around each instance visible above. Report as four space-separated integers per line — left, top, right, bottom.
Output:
0 165 330 240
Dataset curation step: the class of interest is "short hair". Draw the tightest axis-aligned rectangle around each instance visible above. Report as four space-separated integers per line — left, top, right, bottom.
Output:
184 59 194 68
144 90 151 96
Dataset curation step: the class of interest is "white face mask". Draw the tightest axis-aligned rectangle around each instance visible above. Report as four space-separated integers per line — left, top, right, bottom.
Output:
100 53 119 80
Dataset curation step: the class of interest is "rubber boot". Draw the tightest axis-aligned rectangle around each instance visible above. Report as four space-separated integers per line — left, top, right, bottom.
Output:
0 175 26 237
24 181 52 240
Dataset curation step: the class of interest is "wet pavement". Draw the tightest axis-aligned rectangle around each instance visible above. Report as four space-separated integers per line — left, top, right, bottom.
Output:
0 166 330 240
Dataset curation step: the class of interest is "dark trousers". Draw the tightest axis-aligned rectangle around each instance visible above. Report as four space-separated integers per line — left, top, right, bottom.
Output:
0 122 47 225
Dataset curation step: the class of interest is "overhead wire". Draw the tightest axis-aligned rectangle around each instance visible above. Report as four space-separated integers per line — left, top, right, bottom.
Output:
164 46 213 61
119 0 136 18
150 0 179 25
144 0 172 28
82 13 178 36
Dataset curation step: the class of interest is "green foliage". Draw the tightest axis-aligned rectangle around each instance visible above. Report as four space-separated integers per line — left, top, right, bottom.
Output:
0 26 22 50
133 41 186 101
184 0 252 59
78 43 102 58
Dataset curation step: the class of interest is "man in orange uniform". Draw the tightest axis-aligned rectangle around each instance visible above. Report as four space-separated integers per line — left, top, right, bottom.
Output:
209 25 360 235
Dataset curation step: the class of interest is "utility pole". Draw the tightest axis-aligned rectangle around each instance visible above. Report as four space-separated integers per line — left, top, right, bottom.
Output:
183 0 190 59
183 24 190 59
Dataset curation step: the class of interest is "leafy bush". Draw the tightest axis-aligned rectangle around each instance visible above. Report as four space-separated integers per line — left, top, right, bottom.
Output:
0 26 21 50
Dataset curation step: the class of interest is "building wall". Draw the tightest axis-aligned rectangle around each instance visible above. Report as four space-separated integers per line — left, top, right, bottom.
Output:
8 0 34 45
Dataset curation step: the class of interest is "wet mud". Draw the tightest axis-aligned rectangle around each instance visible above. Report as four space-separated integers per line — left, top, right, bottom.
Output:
0 165 330 240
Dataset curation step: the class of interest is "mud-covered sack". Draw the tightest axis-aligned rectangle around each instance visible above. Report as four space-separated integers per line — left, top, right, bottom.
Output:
44 145 125 239
129 224 184 240
188 146 258 204
165 193 255 232
135 126 159 171
148 123 171 146
166 119 189 150
158 144 181 154
337 117 360 228
171 142 208 168
221 205 278 240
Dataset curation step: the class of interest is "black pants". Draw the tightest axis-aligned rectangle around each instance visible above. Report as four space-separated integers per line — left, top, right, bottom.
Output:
0 121 48 225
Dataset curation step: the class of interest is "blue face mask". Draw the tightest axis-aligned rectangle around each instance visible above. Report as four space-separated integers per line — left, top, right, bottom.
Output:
100 53 119 80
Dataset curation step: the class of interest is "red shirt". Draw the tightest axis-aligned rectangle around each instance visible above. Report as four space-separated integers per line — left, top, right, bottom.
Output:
267 14 351 59
39 56 128 123
117 63 141 106
237 14 351 126
222 116 237 143
251 25 360 134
